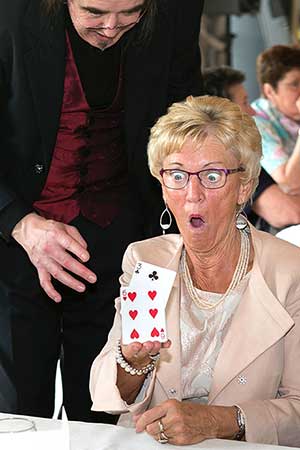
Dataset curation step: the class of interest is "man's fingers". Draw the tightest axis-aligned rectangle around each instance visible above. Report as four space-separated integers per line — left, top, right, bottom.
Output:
49 246 97 283
38 268 62 303
49 228 90 262
66 224 88 250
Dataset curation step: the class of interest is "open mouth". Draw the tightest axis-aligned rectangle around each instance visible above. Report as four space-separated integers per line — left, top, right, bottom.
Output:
189 215 204 228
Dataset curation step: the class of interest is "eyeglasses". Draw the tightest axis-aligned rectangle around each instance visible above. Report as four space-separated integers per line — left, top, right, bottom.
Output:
76 9 145 31
159 167 245 190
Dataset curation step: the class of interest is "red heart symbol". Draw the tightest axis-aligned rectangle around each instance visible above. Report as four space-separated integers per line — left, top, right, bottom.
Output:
129 310 138 320
151 327 159 337
148 290 157 300
130 329 139 339
128 292 137 302
149 308 158 318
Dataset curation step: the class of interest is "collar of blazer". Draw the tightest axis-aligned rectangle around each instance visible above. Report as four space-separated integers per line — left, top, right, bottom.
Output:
153 226 295 402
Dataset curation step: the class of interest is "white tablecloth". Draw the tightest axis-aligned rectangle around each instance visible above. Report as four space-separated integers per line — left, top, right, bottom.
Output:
0 413 299 450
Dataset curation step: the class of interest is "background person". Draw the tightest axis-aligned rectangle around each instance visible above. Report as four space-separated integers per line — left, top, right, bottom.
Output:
0 0 203 420
252 45 300 195
90 96 300 446
203 65 300 233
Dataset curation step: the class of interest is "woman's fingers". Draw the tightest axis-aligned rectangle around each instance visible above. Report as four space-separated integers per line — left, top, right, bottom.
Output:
121 340 171 365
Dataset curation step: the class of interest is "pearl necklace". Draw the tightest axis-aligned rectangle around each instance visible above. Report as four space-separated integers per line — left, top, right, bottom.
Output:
181 229 250 310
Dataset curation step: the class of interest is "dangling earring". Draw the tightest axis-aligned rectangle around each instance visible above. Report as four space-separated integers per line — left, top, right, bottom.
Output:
160 203 172 235
236 211 248 231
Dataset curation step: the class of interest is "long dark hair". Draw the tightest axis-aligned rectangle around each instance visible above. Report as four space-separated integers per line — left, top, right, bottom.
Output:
42 0 157 45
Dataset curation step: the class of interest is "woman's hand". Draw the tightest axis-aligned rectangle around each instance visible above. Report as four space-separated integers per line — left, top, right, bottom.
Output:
12 212 97 302
116 340 171 405
121 340 171 368
134 399 238 446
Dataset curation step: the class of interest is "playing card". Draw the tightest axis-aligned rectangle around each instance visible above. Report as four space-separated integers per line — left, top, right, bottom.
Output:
129 261 176 307
120 286 168 345
120 262 176 344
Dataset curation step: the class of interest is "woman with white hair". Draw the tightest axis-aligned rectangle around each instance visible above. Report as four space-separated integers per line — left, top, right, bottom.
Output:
90 96 300 446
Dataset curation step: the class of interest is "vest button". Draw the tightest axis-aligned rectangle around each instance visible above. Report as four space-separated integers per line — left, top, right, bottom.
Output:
81 147 91 158
80 166 88 177
87 115 95 126
34 164 44 174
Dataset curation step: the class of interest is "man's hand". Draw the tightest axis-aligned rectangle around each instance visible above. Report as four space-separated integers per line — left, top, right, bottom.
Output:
12 212 97 302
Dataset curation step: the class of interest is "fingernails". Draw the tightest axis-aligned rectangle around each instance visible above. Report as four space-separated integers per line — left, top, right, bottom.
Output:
88 275 97 283
80 253 89 262
78 285 85 292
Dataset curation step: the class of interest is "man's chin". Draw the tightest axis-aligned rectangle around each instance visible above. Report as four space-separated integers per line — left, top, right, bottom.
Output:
79 31 116 50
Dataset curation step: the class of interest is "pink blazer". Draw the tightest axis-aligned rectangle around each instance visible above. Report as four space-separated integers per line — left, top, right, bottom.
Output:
90 226 300 446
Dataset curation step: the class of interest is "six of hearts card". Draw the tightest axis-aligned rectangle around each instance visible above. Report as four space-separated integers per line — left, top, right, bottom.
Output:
120 261 176 344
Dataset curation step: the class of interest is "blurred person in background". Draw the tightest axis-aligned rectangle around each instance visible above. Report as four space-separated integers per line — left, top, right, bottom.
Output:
252 45 300 195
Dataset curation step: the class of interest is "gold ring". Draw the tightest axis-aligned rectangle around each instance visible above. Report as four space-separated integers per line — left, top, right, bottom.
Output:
158 419 164 433
158 420 169 444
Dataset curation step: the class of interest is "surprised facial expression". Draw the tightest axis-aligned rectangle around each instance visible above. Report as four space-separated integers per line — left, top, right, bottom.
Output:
160 136 251 251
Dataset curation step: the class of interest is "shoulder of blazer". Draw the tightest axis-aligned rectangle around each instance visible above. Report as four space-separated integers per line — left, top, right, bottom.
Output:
125 234 183 269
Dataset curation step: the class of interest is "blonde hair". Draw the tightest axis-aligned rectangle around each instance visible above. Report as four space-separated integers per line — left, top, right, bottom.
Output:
148 95 262 200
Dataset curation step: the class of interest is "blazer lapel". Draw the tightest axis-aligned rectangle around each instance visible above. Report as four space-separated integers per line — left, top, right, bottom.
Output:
209 256 294 403
155 237 183 399
23 3 65 166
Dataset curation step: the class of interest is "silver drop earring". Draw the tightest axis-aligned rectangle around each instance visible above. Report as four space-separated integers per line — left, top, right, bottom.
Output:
236 212 248 230
160 203 172 234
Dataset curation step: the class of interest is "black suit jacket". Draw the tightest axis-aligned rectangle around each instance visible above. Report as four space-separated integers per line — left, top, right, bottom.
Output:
0 0 204 241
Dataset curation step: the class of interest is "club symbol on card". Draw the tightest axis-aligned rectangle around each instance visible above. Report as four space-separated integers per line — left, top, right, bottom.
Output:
160 328 166 340
135 263 142 274
128 292 137 302
151 327 159 337
148 290 157 300
149 308 158 318
129 310 138 320
121 289 127 301
149 271 159 281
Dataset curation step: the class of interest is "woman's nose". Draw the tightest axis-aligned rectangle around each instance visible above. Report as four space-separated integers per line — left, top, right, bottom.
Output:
186 174 205 202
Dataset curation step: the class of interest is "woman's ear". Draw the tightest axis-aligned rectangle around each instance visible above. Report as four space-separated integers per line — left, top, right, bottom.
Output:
238 180 253 206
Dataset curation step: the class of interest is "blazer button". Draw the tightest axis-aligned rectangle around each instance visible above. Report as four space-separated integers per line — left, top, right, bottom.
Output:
34 163 44 174
168 388 177 396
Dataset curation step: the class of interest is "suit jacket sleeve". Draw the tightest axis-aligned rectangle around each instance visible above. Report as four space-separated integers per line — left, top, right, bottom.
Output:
0 10 33 242
167 0 204 104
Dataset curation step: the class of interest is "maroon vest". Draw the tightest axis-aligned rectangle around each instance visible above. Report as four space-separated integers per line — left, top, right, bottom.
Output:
33 33 128 227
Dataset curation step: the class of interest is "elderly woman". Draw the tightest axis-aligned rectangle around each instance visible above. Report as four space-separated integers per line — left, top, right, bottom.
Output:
90 96 300 446
252 45 300 195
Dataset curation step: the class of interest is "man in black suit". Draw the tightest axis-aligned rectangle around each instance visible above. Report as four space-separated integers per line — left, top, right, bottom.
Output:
203 65 300 232
0 0 203 421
